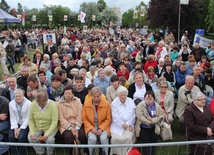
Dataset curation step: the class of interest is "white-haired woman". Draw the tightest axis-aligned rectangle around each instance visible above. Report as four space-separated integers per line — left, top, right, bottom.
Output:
110 87 136 155
41 54 51 71
9 89 31 155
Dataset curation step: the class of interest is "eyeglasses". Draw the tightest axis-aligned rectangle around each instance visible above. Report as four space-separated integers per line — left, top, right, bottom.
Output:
160 86 167 88
196 98 206 101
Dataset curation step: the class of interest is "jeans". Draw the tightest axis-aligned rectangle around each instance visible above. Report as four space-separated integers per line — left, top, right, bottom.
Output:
0 121 10 132
0 134 9 155
9 127 29 155
7 56 15 73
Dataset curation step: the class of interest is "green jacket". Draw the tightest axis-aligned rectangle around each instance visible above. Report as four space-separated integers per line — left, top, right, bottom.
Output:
28 99 58 137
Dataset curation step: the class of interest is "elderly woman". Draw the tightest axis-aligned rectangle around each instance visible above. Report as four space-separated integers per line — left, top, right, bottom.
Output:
155 41 168 61
110 87 136 155
128 71 153 105
47 75 65 102
94 68 111 95
58 86 87 155
9 89 31 155
18 56 38 75
154 80 174 123
28 92 58 155
86 65 98 83
135 91 164 155
82 87 112 155
184 91 214 155
40 54 51 71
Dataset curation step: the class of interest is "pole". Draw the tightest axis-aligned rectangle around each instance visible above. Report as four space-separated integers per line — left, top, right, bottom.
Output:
178 0 181 42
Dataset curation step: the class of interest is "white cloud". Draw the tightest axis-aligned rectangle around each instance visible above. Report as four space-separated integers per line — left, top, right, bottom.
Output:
8 0 149 13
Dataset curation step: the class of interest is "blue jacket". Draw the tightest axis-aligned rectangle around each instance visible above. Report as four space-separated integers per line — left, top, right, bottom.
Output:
94 76 111 95
175 70 188 90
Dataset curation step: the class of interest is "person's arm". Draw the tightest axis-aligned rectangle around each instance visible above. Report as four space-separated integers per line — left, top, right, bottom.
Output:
28 103 36 136
111 101 125 127
75 100 82 129
136 102 153 125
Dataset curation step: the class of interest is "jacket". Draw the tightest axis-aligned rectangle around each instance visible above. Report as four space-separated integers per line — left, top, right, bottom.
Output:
154 90 174 113
82 97 112 135
9 97 31 129
58 96 82 134
135 101 164 137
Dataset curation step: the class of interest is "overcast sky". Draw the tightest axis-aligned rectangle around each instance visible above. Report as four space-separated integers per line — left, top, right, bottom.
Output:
8 0 150 13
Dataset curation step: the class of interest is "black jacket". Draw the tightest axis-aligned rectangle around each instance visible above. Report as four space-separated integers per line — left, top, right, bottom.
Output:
128 82 153 99
0 96 9 122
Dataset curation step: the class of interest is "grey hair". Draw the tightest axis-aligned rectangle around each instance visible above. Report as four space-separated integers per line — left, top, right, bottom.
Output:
193 65 200 71
20 66 30 72
89 65 96 71
40 65 47 70
98 68 104 74
91 87 102 96
186 75 195 81
54 58 61 64
43 54 50 60
14 88 25 96
117 86 128 94
159 80 168 87
79 68 87 74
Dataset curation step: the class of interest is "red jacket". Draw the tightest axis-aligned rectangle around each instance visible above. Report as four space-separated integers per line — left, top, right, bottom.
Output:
117 70 130 80
144 60 158 74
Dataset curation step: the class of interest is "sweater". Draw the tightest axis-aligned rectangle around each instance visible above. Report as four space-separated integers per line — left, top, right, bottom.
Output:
28 99 58 137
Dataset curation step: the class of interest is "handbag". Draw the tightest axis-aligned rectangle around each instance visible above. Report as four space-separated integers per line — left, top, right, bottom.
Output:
159 115 173 141
128 147 142 155
73 137 85 155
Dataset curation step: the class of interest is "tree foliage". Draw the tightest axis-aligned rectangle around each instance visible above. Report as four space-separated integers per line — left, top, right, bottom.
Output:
147 0 208 34
0 0 10 13
80 2 99 27
17 2 22 14
97 8 118 26
97 0 107 12
206 0 214 32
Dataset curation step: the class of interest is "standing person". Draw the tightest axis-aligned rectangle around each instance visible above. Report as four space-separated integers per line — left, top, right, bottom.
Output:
5 39 15 74
135 91 164 155
184 91 214 155
12 34 22 63
9 89 31 155
28 92 58 155
21 31 28 56
58 86 87 155
0 41 9 74
44 38 56 60
82 87 112 155
110 87 136 155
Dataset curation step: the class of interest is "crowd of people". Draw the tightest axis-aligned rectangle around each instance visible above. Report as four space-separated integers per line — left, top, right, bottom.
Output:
0 27 214 155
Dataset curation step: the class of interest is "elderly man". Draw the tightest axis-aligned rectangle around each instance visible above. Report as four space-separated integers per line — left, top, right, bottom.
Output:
184 91 214 155
2 77 25 101
94 68 111 95
175 75 201 122
190 43 206 62
82 87 111 155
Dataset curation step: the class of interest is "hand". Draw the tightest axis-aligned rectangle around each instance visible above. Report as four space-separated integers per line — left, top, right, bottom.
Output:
14 128 21 139
30 134 36 140
207 127 213 136
91 128 97 134
146 115 152 121
127 126 133 132
122 123 128 129
0 114 7 121
39 135 48 141
96 128 102 136
31 91 37 97
71 128 78 138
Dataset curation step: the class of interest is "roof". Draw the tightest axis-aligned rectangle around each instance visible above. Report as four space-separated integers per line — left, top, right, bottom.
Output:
0 8 20 23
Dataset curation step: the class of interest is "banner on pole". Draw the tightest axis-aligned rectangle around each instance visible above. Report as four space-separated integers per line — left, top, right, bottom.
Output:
80 11 86 23
193 34 214 48
134 10 138 18
78 15 80 21
49 15 53 22
180 0 189 5
141 6 146 16
92 15 96 21
43 33 56 44
32 15 36 21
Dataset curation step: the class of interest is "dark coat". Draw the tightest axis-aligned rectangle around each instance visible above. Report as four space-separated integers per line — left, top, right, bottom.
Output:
143 45 155 57
0 96 9 122
184 103 214 142
128 82 153 99
2 85 25 102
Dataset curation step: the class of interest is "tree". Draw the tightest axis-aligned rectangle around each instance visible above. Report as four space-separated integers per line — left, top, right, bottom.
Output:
17 2 22 14
97 0 106 12
97 8 118 27
0 0 10 13
122 9 134 28
147 0 204 35
206 0 214 32
79 2 99 27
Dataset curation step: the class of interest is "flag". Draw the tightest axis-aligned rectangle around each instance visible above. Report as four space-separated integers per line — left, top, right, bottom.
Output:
64 15 68 21
180 0 189 5
80 11 86 23
141 6 145 16
22 9 26 26
32 15 36 21
134 10 138 18
77 15 80 21
92 15 96 21
49 15 53 22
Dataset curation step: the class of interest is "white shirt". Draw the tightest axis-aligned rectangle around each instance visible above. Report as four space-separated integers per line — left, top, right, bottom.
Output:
133 83 146 100
110 97 136 136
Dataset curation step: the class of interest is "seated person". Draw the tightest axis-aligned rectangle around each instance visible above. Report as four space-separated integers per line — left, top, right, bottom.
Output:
184 91 214 155
28 92 58 155
110 87 136 155
82 87 111 155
